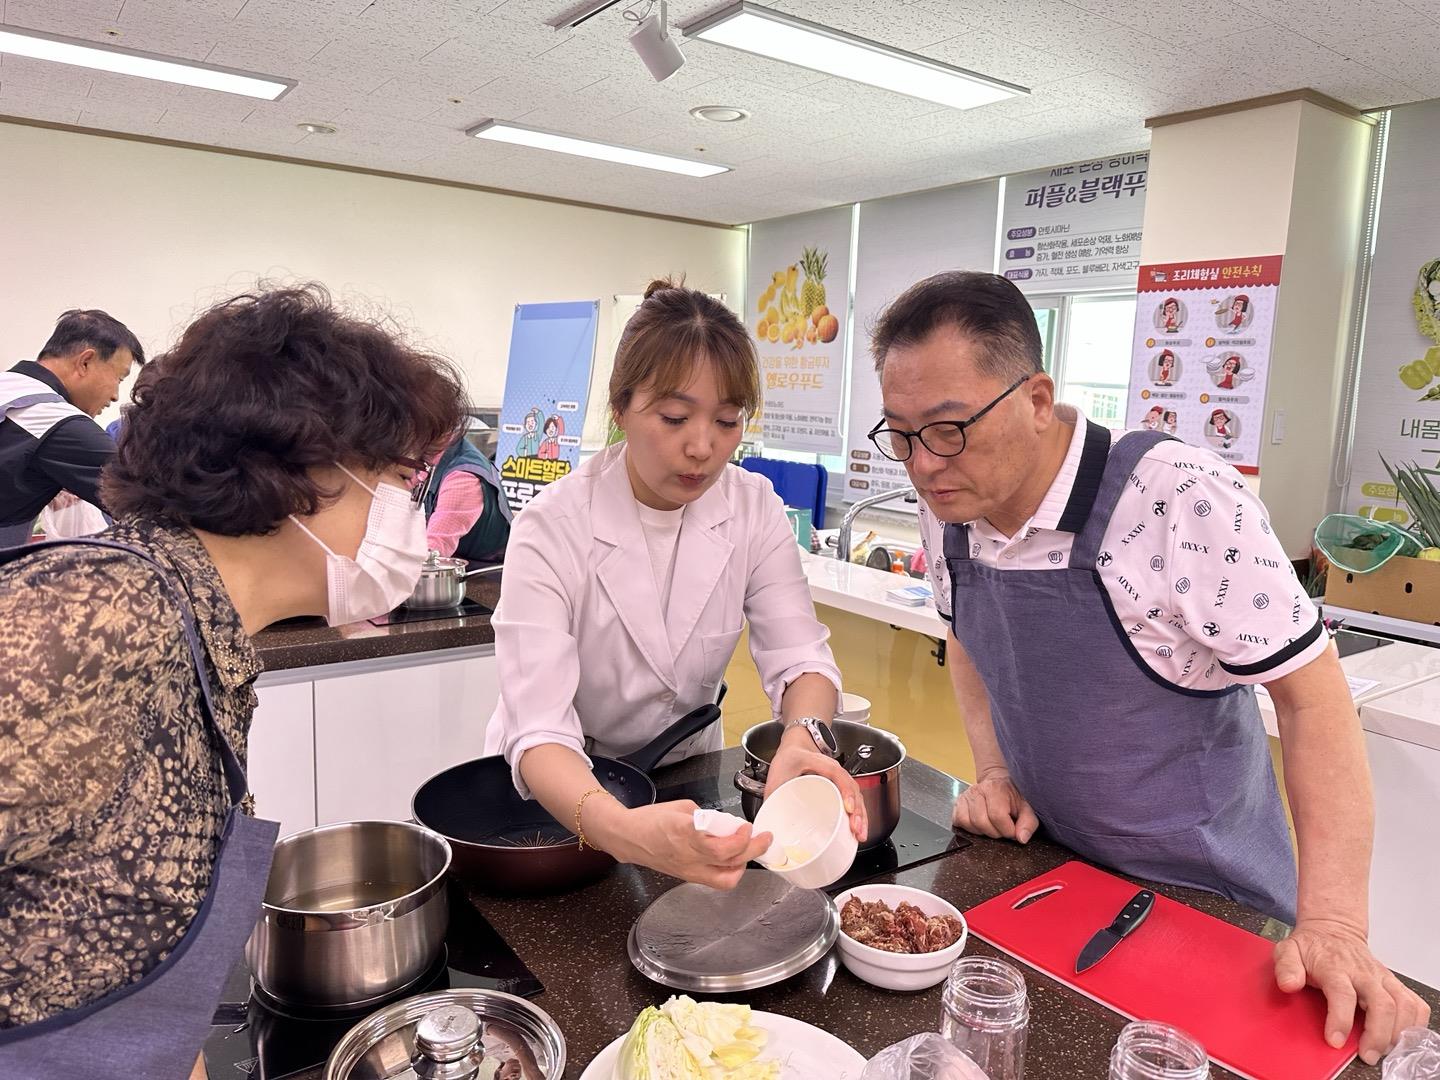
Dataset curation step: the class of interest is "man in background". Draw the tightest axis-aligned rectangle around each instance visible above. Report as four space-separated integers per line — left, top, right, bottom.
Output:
0 309 143 546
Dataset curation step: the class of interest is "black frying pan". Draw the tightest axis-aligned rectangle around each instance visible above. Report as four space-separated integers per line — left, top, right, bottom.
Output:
412 702 722 895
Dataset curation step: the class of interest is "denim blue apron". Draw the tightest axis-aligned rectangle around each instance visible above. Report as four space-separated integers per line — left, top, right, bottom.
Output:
943 428 1297 923
0 538 278 1079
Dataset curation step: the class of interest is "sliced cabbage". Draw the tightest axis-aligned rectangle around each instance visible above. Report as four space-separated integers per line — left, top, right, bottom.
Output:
614 998 779 1080
615 1006 704 1080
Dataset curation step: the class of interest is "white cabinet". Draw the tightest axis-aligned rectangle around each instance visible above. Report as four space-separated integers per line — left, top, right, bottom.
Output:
249 681 317 839
313 654 498 824
1364 729 1440 988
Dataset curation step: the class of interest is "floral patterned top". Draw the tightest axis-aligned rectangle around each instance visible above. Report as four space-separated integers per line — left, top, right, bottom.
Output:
0 518 261 1026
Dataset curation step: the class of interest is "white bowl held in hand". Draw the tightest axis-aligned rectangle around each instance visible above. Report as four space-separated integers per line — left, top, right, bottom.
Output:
753 775 858 890
834 884 969 992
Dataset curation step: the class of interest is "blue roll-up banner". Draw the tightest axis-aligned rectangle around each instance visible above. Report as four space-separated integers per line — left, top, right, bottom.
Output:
496 300 600 514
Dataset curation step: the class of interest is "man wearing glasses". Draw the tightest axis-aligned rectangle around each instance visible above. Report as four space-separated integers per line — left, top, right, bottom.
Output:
869 271 1426 1064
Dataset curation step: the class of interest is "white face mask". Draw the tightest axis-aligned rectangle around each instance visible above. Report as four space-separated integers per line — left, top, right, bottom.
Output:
290 464 429 626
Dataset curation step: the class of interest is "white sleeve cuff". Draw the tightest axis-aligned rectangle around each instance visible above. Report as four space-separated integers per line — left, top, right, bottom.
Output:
504 732 592 802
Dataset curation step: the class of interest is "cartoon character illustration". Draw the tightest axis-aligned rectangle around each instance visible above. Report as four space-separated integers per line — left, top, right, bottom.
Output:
1158 297 1184 334
1154 349 1178 386
1224 294 1250 334
537 414 564 460
1143 405 1164 431
1208 408 1236 449
1163 410 1179 436
516 406 543 457
1206 352 1254 390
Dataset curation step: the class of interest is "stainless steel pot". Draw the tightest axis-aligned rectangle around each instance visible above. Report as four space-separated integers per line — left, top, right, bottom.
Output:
734 720 905 850
246 820 452 1009
405 551 501 610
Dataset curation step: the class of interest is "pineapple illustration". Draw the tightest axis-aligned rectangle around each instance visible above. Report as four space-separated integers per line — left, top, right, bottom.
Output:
800 247 828 319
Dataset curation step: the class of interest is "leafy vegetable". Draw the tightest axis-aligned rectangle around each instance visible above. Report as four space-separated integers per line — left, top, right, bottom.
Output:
615 998 779 1080
1416 259 1440 345
1379 454 1440 549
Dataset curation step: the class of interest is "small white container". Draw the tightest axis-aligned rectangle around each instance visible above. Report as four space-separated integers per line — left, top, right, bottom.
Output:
753 775 857 890
834 883 969 992
839 692 871 725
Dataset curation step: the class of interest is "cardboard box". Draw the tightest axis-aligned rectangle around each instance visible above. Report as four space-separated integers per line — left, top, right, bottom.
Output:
1325 554 1440 625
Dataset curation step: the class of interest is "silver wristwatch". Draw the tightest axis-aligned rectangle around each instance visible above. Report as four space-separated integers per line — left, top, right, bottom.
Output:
783 715 840 758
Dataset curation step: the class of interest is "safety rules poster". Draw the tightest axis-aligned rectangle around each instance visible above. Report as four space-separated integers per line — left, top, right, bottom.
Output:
1124 256 1284 474
496 300 598 513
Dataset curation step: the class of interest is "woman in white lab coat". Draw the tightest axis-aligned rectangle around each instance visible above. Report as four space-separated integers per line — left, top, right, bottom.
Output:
484 279 864 888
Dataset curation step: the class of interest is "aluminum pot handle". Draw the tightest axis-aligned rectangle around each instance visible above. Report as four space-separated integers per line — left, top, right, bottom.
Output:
733 770 766 798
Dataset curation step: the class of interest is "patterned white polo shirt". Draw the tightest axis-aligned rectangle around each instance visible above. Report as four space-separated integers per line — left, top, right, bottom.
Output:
917 404 1328 690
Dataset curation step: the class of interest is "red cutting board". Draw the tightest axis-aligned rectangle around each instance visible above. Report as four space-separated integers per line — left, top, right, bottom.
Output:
964 861 1359 1080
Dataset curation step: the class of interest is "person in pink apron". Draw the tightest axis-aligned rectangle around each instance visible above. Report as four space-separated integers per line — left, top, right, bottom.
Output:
866 270 1428 1066
0 284 466 1079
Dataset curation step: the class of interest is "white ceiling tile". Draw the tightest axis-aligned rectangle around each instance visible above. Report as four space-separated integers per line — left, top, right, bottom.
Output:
5 0 1430 222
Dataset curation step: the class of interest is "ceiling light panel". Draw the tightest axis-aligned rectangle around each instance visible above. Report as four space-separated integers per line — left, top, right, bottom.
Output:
469 121 728 178
683 3 1027 111
0 24 295 100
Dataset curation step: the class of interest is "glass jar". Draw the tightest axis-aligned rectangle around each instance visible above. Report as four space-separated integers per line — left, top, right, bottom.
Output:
1109 1021 1210 1080
939 956 1029 1080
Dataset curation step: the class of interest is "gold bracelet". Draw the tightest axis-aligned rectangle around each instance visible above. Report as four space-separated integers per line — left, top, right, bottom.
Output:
574 787 607 851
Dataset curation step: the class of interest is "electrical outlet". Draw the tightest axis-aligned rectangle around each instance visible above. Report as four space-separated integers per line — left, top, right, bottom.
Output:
1271 410 1286 444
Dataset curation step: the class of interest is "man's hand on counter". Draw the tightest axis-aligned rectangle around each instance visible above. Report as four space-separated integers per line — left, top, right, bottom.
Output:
766 726 868 841
952 767 1039 844
1274 917 1432 1065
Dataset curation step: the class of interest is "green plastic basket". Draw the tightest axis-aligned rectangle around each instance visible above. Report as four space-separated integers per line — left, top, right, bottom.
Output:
1314 514 1422 574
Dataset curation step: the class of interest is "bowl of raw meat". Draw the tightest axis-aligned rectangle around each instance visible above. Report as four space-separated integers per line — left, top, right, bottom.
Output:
833 884 968 992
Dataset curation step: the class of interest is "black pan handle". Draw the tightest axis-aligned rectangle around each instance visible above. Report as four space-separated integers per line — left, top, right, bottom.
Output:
622 703 722 775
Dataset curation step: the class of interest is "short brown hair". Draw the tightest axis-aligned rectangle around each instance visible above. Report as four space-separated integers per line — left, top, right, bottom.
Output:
104 285 466 536
610 277 760 417
871 271 1043 384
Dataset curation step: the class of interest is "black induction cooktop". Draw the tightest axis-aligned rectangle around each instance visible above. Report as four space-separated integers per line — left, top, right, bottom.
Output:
202 882 539 1080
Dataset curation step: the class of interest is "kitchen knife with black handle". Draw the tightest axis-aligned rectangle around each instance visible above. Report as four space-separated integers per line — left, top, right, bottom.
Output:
1075 889 1155 974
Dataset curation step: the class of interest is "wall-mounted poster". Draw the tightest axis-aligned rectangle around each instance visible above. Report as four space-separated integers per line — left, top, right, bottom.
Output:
746 207 853 454
1124 256 1283 474
495 300 599 514
1342 99 1440 526
1000 152 1148 294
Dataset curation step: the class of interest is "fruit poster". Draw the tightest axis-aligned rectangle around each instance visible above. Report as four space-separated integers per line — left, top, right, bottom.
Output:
1000 152 1148 294
1343 99 1440 527
495 301 598 514
746 206 852 454
1123 256 1283 475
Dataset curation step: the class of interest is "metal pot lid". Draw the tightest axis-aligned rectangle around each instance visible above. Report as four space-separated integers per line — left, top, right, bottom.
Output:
628 869 838 993
323 988 565 1080
420 552 468 575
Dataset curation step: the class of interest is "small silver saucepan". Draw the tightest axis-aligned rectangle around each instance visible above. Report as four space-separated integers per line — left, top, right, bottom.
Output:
734 720 905 850
246 820 452 1010
405 551 501 610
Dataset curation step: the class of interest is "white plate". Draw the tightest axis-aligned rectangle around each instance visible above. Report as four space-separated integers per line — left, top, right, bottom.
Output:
579 1009 867 1079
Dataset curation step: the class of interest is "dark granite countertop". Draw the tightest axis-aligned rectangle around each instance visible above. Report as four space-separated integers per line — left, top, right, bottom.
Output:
290 747 1438 1079
251 570 501 673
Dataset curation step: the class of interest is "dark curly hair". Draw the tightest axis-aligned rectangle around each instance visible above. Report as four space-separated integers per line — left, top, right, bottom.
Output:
103 285 467 535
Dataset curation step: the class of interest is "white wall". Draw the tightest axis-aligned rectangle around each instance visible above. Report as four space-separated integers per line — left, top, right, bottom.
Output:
0 121 745 419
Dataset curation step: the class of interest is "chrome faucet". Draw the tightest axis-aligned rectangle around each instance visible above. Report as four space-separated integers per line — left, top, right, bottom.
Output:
835 486 918 561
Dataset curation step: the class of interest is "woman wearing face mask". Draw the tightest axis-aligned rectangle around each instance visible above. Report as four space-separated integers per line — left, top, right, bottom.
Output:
483 279 865 890
0 285 464 1078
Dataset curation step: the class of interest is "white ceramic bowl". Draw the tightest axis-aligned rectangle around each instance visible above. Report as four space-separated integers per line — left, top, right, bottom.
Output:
753 775 858 890
839 692 871 725
834 883 969 992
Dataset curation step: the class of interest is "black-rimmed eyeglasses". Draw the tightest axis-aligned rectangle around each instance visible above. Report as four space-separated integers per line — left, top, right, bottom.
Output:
867 374 1032 463
397 455 436 507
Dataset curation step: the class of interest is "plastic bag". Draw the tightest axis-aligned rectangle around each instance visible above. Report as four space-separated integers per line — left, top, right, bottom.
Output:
1384 1028 1440 1078
38 492 108 539
862 1033 990 1080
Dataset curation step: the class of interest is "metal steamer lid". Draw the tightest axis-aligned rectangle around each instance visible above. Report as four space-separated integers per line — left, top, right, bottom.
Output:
324 988 565 1080
628 869 838 993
